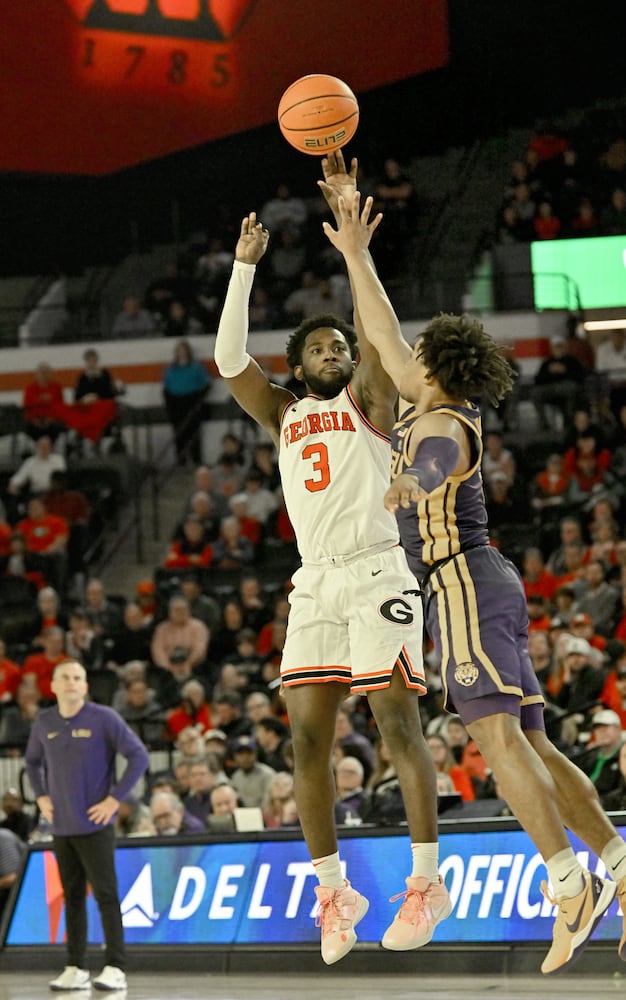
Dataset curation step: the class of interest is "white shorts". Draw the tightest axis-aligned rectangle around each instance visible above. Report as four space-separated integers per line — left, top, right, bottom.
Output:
280 545 426 694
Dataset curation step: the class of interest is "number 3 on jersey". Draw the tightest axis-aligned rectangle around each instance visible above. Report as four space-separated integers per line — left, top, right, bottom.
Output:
302 443 330 492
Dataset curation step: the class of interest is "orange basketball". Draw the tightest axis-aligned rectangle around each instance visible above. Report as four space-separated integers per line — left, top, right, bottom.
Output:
278 74 359 156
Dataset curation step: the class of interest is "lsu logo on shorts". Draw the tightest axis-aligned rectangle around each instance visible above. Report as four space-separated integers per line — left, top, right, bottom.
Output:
454 661 480 687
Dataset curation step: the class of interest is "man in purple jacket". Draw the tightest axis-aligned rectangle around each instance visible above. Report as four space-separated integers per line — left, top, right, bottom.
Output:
25 659 149 993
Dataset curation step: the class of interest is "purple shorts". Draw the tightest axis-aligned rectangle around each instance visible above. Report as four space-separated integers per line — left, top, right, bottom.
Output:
424 545 545 731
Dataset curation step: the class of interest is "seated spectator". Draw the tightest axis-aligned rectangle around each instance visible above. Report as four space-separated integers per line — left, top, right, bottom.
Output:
227 494 262 548
194 237 234 326
482 431 516 490
208 600 245 666
497 202 535 243
65 606 103 671
184 465 229 521
564 433 613 506
522 547 558 604
334 705 375 771
207 783 239 831
111 294 156 339
614 588 626 644
574 559 621 634
163 517 213 572
203 728 230 768
172 725 206 766
114 793 153 838
111 660 150 713
22 363 65 443
150 595 209 683
135 580 159 625
568 196 600 238
184 755 228 826
373 157 416 239
485 472 530 530
163 300 201 340
0 828 25 918
178 572 221 633
0 640 22 704
599 647 626 729
248 286 280 331
260 182 308 238
284 273 350 323
177 490 222 543
244 691 273 725
0 680 41 753
267 227 308 298
568 610 607 654
595 329 626 420
530 453 571 522
549 635 606 713
162 339 211 467
256 595 291 658
531 336 587 431
118 677 166 746
600 742 626 812
528 629 553 696
16 497 68 592
8 435 66 499
334 756 370 823
70 348 122 450
553 545 587 597
426 733 475 802
21 626 66 701
211 516 255 572
238 575 273 633
43 471 91 584
149 791 205 836
577 708 624 802
32 586 68 644
229 735 275 808
166 678 212 739
533 199 561 240
235 468 278 528
546 516 585 575
0 531 45 592
601 186 626 236
261 772 298 829
106 602 153 668
84 578 124 638
527 594 552 633
145 260 195 322
254 716 290 772
211 454 244 501
0 788 34 842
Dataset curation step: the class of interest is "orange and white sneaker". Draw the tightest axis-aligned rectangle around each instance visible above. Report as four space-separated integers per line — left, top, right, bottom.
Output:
382 876 452 950
314 880 369 965
540 870 616 975
616 876 626 961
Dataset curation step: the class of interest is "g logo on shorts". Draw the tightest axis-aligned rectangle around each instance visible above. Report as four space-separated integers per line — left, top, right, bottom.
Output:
454 661 479 687
378 598 414 625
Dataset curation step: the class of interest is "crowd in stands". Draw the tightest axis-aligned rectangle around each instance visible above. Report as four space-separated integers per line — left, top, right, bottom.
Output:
496 127 626 244
3 121 626 840
108 158 417 342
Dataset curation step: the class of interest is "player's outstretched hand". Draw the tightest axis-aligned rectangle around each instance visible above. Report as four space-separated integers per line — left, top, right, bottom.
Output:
318 150 358 222
322 191 383 254
384 473 424 513
235 212 270 265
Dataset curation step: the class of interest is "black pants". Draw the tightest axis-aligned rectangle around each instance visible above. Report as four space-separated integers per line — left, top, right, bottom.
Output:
53 825 125 970
164 390 206 464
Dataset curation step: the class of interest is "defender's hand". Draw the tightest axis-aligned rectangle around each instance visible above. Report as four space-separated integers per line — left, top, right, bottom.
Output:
317 150 358 221
384 473 424 513
235 212 270 265
322 191 383 254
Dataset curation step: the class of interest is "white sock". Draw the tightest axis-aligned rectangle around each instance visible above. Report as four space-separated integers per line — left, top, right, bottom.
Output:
546 847 585 899
601 835 626 882
411 842 439 883
312 851 344 889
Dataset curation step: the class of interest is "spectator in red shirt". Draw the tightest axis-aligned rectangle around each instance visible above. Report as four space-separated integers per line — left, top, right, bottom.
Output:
615 587 626 644
522 546 558 603
527 594 552 633
21 626 66 701
163 517 213 571
533 200 561 240
0 639 22 703
599 647 626 729
22 362 65 443
16 496 68 594
426 733 475 802
563 433 612 500
44 471 91 581
568 611 607 654
165 678 212 740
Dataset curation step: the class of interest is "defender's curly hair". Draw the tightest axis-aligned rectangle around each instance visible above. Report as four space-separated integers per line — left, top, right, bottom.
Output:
417 314 515 406
285 314 358 371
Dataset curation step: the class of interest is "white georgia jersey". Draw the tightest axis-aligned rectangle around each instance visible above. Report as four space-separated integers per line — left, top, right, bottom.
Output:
278 384 399 563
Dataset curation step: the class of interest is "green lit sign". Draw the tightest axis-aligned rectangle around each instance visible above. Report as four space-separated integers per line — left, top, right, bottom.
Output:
531 235 626 309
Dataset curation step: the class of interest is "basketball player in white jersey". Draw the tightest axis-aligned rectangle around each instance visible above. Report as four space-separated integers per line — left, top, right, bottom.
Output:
214 153 450 965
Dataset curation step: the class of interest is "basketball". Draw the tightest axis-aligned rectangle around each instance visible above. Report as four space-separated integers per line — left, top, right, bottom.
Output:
277 74 359 155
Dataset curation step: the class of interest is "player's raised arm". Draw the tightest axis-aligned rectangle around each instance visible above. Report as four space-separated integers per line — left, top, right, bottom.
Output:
214 212 295 444
323 192 412 391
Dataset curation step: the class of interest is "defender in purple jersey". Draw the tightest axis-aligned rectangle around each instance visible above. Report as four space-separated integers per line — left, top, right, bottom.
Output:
324 190 626 976
25 659 149 992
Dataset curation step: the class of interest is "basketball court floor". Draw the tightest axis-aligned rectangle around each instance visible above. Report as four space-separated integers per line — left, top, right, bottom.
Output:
0 970 623 999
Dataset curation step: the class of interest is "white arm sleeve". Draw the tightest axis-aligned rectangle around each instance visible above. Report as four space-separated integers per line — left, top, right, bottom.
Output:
214 260 256 378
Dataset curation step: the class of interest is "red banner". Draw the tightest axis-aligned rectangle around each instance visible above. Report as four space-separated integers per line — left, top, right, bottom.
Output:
0 0 448 175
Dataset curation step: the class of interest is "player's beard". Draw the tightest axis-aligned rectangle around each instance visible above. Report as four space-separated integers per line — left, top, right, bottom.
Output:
304 367 352 398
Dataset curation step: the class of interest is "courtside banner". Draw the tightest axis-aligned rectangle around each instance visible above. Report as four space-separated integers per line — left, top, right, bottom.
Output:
5 825 626 946
0 0 448 175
